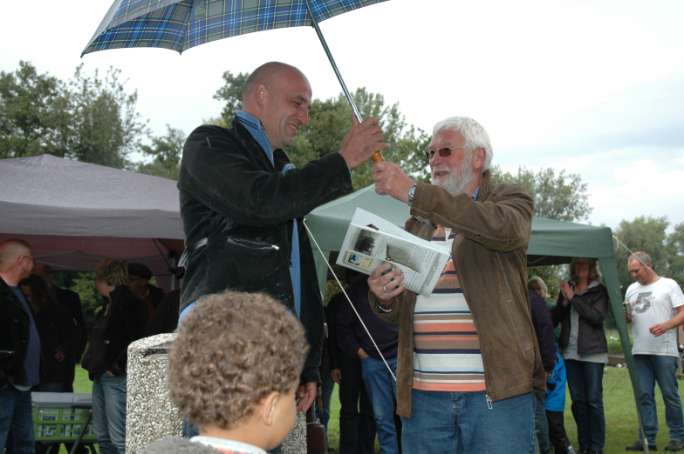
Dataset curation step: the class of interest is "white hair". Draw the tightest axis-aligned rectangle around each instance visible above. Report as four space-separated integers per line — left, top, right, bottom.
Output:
432 116 493 171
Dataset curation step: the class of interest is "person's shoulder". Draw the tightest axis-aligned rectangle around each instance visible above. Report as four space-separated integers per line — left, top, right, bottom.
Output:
626 281 641 295
145 436 220 454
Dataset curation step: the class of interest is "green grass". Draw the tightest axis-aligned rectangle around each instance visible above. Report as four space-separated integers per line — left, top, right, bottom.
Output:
324 366 678 453
67 365 678 453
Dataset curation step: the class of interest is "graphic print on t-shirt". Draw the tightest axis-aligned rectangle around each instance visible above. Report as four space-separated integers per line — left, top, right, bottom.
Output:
634 292 653 314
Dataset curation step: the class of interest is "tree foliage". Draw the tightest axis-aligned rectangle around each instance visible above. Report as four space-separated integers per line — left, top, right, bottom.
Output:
493 167 592 221
0 61 71 158
0 61 147 168
614 216 674 292
137 125 185 180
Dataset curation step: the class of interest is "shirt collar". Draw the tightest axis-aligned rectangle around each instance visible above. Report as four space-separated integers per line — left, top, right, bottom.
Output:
191 436 267 454
235 110 274 165
235 110 263 131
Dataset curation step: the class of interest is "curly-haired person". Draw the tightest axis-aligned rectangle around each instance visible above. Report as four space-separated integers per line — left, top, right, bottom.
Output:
146 291 309 454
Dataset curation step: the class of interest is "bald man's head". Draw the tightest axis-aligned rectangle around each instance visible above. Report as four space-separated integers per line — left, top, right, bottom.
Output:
241 61 312 149
0 239 34 282
241 61 307 104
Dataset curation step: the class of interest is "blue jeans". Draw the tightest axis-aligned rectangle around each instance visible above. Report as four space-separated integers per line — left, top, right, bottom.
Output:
401 389 534 454
565 360 605 452
633 354 684 444
92 374 127 454
0 385 35 453
361 356 398 454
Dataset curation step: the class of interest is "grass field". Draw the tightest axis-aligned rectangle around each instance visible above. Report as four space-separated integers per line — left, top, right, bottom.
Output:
70 365 676 453
325 366 678 454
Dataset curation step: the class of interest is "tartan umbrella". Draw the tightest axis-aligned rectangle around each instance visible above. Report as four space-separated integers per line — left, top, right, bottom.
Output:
82 0 388 125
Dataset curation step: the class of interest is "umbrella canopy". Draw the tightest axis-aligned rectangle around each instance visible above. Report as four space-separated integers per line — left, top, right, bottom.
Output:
82 0 387 55
0 154 183 282
83 0 388 128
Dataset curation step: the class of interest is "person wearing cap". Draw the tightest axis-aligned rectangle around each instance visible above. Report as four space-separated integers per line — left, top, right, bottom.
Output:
127 263 165 320
552 258 609 454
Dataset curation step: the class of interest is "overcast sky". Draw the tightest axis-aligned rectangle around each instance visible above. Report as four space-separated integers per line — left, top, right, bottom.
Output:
1 0 682 231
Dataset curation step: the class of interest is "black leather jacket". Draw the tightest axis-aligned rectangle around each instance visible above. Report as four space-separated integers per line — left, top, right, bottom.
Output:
0 278 31 386
177 120 353 383
552 281 609 356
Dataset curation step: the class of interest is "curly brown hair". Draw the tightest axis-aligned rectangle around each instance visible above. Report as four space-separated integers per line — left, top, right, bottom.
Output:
168 291 308 430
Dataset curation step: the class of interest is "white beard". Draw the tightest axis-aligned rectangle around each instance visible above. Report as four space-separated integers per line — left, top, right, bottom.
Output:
432 153 476 195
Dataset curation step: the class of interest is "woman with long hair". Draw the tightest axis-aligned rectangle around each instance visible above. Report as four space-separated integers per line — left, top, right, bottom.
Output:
552 259 609 454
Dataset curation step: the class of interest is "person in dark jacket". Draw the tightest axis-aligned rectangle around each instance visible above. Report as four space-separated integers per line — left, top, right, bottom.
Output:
529 276 557 454
34 263 87 391
337 275 399 454
127 262 165 321
0 239 39 454
177 61 387 412
329 285 376 454
19 274 76 392
552 258 609 454
81 259 147 454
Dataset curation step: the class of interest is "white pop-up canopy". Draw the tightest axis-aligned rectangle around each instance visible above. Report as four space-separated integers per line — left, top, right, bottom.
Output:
0 154 184 281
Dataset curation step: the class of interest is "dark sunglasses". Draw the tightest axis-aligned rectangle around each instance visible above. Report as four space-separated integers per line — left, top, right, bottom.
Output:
426 146 465 161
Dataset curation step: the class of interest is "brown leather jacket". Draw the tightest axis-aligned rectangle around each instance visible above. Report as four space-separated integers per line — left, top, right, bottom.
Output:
370 172 545 417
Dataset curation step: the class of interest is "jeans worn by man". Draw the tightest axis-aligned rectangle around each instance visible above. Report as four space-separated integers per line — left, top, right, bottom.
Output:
369 117 544 454
625 251 684 452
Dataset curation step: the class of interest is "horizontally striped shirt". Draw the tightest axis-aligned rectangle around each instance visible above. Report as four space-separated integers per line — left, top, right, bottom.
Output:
412 230 485 392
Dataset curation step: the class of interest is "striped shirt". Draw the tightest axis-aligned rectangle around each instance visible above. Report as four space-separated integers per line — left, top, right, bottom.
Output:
412 230 485 392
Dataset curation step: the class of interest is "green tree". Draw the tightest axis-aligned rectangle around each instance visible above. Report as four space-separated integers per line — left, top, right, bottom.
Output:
0 61 71 158
137 125 185 180
614 216 671 292
0 61 147 168
213 70 249 126
666 222 684 288
69 272 101 322
493 167 592 221
67 65 147 168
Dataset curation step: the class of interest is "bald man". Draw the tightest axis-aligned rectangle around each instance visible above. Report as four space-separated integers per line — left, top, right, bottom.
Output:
178 61 387 412
0 239 40 453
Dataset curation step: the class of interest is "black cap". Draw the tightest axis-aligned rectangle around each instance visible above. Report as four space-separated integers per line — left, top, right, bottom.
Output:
127 263 153 281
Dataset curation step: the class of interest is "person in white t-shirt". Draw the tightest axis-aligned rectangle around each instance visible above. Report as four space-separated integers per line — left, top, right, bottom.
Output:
625 251 684 452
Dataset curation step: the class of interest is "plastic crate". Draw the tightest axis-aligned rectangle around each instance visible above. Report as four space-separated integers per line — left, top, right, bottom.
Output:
31 392 96 443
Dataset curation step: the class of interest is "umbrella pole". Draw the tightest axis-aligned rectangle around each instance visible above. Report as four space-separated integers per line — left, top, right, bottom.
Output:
304 0 362 122
304 0 384 162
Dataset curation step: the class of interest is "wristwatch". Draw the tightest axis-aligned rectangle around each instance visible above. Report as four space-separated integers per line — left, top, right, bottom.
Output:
407 184 417 205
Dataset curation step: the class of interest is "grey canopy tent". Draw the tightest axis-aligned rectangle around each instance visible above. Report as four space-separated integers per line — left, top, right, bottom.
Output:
0 154 184 287
305 184 643 439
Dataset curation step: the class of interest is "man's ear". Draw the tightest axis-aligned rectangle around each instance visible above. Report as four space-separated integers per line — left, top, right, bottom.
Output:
258 392 280 426
256 84 269 108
